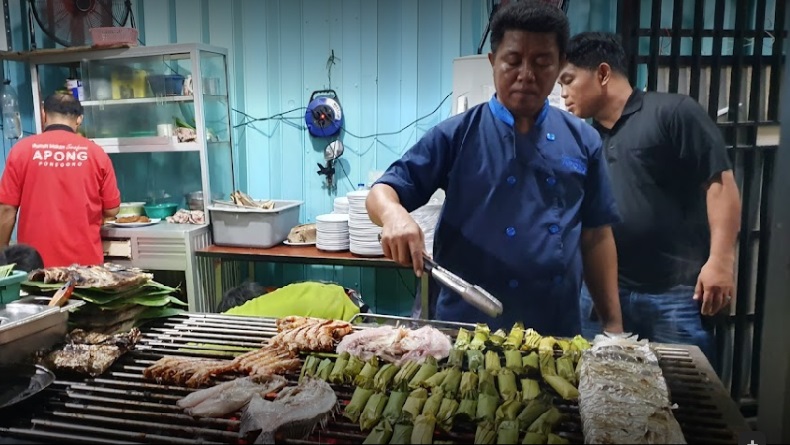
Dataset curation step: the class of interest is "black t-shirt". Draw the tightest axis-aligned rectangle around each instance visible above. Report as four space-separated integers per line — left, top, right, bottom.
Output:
595 89 732 293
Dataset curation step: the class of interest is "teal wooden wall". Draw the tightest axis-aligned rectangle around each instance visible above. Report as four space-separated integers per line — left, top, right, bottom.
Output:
1 0 620 315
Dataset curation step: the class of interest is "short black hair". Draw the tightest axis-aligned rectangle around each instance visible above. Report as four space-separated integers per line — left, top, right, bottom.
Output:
216 281 266 313
43 93 83 117
490 0 570 55
567 32 629 76
3 244 44 272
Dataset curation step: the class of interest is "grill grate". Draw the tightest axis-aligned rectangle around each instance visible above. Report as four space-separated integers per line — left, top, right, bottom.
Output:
0 313 749 444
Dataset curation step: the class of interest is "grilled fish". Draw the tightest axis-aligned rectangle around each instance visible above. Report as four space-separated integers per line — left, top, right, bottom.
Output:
240 378 337 444
177 375 288 418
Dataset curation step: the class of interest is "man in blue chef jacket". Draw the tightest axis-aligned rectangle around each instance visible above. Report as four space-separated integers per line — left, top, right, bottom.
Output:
366 0 624 336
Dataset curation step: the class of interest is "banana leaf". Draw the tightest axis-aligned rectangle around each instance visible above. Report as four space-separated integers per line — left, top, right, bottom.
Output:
382 390 409 424
517 399 551 431
343 355 366 384
299 355 320 383
439 367 462 399
503 322 525 350
478 369 498 397
411 414 437 445
527 407 563 435
437 398 459 432
363 420 393 444
539 352 557 377
355 357 380 389
505 350 524 372
521 378 541 401
447 349 465 368
408 356 438 389
522 352 540 373
485 351 501 371
329 352 351 384
555 355 576 386
460 371 479 399
456 398 477 422
474 420 496 445
543 375 579 401
401 387 429 421
454 328 471 350
476 393 499 422
495 398 522 422
316 358 334 380
344 386 375 423
389 422 414 445
422 388 444 417
393 361 420 389
469 324 490 350
360 392 389 431
467 350 485 372
496 368 518 401
497 420 520 445
374 364 400 392
422 369 449 389
487 329 507 348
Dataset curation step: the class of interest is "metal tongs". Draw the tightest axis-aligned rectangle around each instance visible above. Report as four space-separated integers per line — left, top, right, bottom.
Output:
422 253 503 318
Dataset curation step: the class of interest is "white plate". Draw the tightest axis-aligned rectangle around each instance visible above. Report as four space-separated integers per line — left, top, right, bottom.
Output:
110 218 161 228
283 240 316 246
316 213 349 223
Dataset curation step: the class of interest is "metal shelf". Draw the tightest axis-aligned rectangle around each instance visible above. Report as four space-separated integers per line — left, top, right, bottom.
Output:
90 136 200 154
81 95 195 106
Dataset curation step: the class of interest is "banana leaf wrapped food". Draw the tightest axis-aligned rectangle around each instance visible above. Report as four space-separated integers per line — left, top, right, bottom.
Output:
478 369 498 397
422 369 449 389
447 349 465 368
527 406 563 435
374 363 400 392
364 420 394 444
487 328 507 348
538 336 559 354
543 375 579 400
496 398 522 422
485 351 502 371
505 350 524 372
522 432 548 444
382 390 409 424
555 355 577 386
354 357 380 388
360 392 389 431
316 357 334 380
422 388 445 417
437 398 459 431
557 339 571 352
401 387 429 421
522 351 540 373
518 398 551 431
569 334 591 353
389 422 414 445
328 351 350 384
476 392 499 422
343 354 366 383
299 355 320 383
467 350 485 371
521 328 542 351
456 398 478 422
497 420 520 444
411 414 437 444
455 328 471 350
521 378 541 401
539 352 557 377
503 322 525 350
393 360 421 389
475 420 497 445
408 356 438 389
440 366 463 399
460 371 479 399
469 324 490 350
344 386 375 423
496 368 519 401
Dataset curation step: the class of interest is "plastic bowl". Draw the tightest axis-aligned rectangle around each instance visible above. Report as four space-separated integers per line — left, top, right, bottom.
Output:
143 203 179 219
118 202 146 216
147 74 185 96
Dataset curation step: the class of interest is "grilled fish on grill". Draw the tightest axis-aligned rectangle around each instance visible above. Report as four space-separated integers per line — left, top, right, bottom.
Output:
27 263 153 290
37 328 142 377
269 316 354 353
240 378 337 444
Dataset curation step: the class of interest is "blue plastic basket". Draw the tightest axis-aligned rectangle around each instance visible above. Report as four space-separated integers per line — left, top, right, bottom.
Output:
0 270 28 304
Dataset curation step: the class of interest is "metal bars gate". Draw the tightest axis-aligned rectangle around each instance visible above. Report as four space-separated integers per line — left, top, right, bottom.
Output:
616 0 786 415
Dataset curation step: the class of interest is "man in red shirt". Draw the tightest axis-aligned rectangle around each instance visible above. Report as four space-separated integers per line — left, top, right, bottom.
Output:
0 93 120 267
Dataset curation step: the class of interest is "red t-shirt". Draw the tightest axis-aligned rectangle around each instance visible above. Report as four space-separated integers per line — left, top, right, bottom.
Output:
0 126 121 267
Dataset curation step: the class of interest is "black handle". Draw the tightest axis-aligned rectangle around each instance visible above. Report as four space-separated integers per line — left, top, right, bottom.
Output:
309 89 339 103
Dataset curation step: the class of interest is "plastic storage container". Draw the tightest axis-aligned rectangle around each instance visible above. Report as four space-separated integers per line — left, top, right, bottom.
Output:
143 203 179 219
147 74 186 96
0 270 28 304
208 200 303 248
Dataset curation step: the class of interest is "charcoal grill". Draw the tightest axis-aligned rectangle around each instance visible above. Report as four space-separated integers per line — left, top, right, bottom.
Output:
0 313 750 444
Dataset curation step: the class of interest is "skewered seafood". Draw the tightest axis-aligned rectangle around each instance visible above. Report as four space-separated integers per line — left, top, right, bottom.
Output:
336 325 452 365
269 316 354 353
177 375 288 417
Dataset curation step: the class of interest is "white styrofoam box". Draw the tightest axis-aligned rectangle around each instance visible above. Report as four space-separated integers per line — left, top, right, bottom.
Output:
208 200 303 248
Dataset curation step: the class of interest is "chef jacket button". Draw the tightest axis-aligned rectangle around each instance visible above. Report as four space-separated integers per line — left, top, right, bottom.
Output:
506 227 516 237
553 275 563 285
548 224 560 234
546 176 556 186
507 175 516 185
509 279 519 289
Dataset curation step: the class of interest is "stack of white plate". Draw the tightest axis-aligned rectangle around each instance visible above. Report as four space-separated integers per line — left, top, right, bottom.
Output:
333 197 349 214
316 213 349 252
346 190 383 257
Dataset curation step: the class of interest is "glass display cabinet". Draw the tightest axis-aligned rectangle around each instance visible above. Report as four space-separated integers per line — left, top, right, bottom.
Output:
26 43 236 312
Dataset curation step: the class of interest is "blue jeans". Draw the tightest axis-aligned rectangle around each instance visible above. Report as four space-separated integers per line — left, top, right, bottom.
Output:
580 284 717 368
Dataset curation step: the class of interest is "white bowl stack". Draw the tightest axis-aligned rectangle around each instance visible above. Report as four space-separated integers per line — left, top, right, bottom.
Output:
333 197 349 214
315 213 350 252
346 190 384 257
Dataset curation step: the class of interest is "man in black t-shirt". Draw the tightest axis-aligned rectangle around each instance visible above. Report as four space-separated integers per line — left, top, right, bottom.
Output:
558 32 741 365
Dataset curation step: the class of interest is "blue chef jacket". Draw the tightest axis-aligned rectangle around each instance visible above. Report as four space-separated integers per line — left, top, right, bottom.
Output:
375 96 620 336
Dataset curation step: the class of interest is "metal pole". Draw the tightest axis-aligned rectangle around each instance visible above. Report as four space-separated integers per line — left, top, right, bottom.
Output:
756 4 790 442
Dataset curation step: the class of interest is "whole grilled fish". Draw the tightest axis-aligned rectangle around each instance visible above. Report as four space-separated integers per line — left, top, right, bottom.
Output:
239 377 337 444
